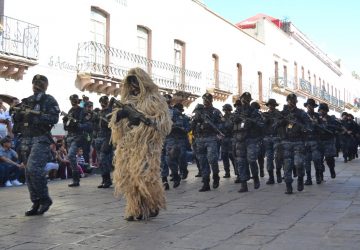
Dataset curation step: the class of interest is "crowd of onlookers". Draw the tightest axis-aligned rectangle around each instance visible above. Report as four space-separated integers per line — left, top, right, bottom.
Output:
0 96 100 188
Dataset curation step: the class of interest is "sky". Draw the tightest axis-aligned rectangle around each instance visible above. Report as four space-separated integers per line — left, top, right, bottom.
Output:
203 0 360 74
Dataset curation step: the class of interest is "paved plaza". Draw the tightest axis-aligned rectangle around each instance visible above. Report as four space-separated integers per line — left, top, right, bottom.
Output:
1 158 360 250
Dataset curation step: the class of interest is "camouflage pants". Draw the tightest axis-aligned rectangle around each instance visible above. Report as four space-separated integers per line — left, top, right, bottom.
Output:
163 137 188 177
94 136 113 175
304 140 322 174
319 138 337 171
66 135 82 176
282 140 305 184
196 136 219 179
26 135 52 203
221 137 237 175
263 136 282 172
233 138 260 182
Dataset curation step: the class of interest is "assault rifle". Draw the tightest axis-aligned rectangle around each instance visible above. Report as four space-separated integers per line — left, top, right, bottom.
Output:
193 105 224 137
109 97 156 128
60 111 77 127
11 104 41 116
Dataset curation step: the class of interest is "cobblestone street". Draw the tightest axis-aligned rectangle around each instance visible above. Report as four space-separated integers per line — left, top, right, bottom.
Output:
1 158 360 250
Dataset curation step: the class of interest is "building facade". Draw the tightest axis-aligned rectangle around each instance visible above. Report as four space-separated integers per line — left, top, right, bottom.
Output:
0 0 358 117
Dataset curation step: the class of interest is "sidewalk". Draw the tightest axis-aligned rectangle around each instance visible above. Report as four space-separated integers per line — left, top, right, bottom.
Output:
1 158 360 250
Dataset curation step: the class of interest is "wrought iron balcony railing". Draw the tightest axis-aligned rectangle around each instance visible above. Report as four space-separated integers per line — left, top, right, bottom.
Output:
0 15 39 60
271 77 296 90
206 70 233 93
76 41 202 95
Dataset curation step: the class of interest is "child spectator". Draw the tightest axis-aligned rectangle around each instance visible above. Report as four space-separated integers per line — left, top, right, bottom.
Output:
76 147 91 176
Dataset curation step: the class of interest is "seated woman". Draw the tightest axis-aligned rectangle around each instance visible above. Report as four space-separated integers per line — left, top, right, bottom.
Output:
45 143 59 180
56 142 72 179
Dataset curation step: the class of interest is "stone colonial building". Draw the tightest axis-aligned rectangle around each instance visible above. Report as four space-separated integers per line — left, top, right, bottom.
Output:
0 0 358 116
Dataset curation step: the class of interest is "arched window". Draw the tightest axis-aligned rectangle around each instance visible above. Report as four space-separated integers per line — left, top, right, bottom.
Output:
90 7 110 66
137 25 152 73
174 39 185 84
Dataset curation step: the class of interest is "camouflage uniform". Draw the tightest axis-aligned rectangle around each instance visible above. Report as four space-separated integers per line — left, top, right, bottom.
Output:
303 99 323 185
164 103 190 188
13 75 60 216
63 95 92 187
220 104 237 178
93 96 113 188
232 93 264 192
276 94 311 194
191 93 222 192
318 103 342 179
262 99 283 184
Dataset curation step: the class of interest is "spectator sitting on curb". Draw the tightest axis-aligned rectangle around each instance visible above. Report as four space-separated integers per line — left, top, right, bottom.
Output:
0 136 24 187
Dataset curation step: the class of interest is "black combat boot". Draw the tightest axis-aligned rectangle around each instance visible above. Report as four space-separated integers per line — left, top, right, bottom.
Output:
234 175 241 183
266 171 275 185
276 169 282 183
304 171 312 185
329 167 336 179
238 181 248 193
327 159 336 179
260 168 265 178
97 175 105 188
285 182 293 194
162 177 169 190
181 169 189 180
37 198 53 215
297 176 304 192
223 172 230 178
68 173 80 187
213 174 220 189
25 200 40 216
150 209 159 218
102 173 112 188
199 177 210 192
315 169 322 184
293 168 298 178
253 175 260 189
173 174 181 188
195 172 202 177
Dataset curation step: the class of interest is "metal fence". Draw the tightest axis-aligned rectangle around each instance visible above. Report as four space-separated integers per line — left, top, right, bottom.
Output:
76 41 202 95
0 15 39 59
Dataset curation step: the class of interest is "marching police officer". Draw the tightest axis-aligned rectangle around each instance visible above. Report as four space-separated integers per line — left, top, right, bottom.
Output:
94 96 113 188
163 102 190 188
262 98 283 184
220 104 237 179
13 74 60 216
303 98 323 185
232 92 264 192
318 103 342 179
276 94 311 194
191 93 223 192
63 94 92 187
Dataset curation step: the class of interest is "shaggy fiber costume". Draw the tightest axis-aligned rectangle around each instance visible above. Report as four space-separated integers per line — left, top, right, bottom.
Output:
109 68 172 220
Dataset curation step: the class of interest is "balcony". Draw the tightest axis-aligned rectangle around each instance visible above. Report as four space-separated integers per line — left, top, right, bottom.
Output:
270 77 296 96
76 41 202 106
206 70 233 101
0 16 39 80
296 78 344 112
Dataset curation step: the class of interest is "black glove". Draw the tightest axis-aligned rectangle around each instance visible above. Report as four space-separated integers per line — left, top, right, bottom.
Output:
128 115 141 126
116 109 129 122
244 119 253 129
